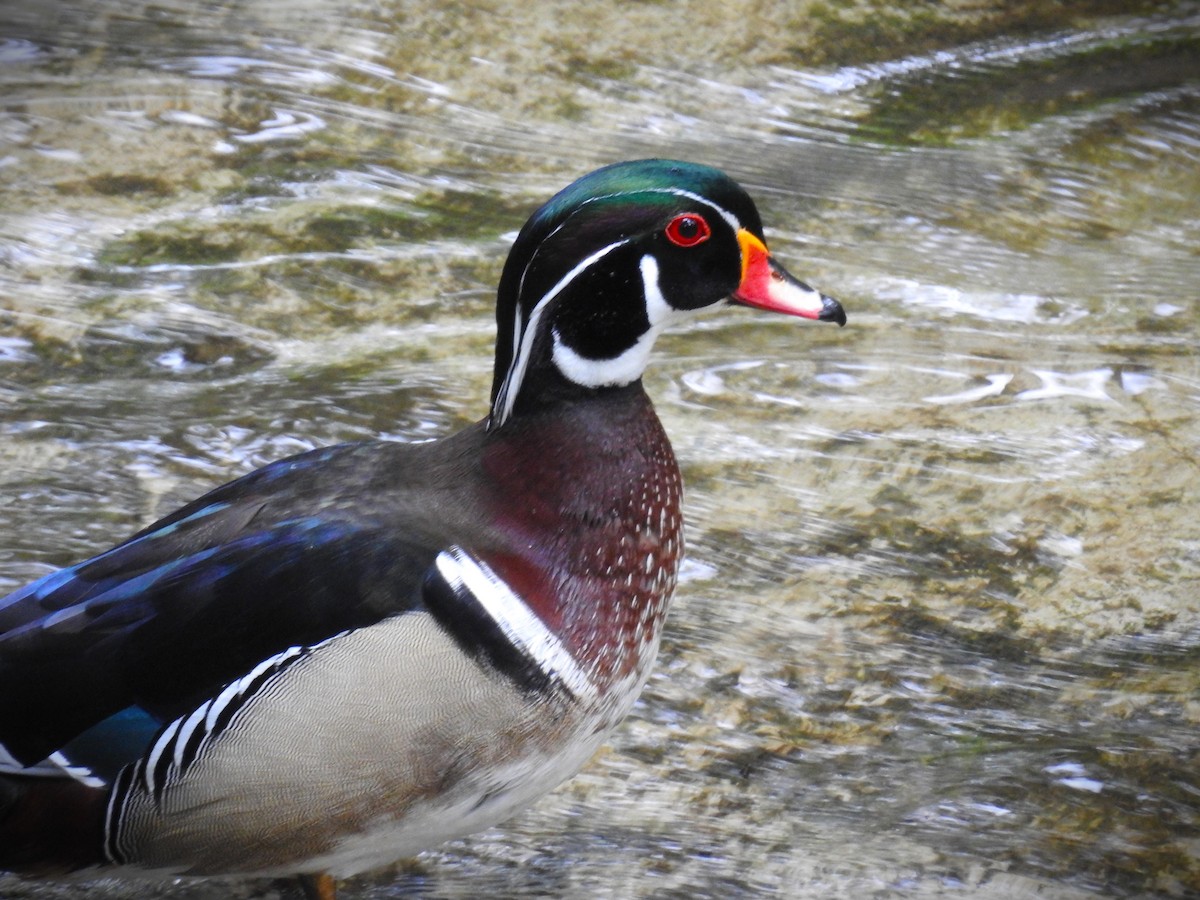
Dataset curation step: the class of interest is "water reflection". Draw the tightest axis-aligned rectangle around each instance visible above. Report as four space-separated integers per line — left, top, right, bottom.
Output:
1 0 1198 897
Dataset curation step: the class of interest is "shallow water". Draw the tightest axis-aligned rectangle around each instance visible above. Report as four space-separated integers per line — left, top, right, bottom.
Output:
1 1 1198 898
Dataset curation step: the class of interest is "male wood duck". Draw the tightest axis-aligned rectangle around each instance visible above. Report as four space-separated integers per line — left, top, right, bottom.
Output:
0 159 845 898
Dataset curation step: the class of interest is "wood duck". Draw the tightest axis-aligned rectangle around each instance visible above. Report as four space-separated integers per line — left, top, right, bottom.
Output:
0 159 845 898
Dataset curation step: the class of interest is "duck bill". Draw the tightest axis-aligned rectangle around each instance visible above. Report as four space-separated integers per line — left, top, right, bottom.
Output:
732 230 846 326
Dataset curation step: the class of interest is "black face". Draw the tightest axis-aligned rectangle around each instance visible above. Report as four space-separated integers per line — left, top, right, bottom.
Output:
646 207 744 310
545 202 743 362
488 160 765 427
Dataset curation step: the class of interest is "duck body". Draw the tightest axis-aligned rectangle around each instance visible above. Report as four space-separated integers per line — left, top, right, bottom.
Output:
0 159 843 887
4 386 678 878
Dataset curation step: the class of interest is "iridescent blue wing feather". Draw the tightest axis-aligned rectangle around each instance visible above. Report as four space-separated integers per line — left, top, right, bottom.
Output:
0 441 441 772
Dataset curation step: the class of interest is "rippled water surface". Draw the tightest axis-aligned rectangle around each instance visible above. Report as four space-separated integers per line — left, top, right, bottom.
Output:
1 2 1198 898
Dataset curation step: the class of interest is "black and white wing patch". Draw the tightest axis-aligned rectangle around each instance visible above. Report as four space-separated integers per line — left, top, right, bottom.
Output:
122 638 333 806
423 546 596 703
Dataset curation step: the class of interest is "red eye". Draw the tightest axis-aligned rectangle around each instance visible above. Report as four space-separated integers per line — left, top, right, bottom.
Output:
665 213 711 248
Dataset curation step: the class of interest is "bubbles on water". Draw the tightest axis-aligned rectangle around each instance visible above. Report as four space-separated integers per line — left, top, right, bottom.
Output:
157 110 221 129
171 54 338 88
679 360 764 397
153 346 235 373
228 108 326 146
0 37 41 64
874 277 1087 325
1117 369 1162 396
0 336 36 364
1045 762 1105 794
924 373 1013 405
33 145 84 163
1017 368 1113 402
813 371 861 388
677 557 718 584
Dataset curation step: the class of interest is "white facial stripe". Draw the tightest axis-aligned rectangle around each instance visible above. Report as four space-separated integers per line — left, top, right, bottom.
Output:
550 254 673 389
657 187 741 233
583 187 742 234
640 253 672 325
500 222 573 422
436 547 597 702
492 237 630 427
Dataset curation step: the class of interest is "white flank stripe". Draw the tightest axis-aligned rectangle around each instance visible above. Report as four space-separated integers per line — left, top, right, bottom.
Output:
435 547 597 702
244 644 303 685
103 775 123 860
206 678 248 734
183 644 308 760
172 702 211 770
492 238 630 427
137 639 337 796
143 717 181 793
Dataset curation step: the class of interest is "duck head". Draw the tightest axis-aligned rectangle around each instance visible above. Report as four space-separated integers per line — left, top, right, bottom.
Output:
489 159 846 429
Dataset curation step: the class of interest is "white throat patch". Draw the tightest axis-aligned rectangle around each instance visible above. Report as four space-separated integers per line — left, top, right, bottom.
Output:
551 254 674 389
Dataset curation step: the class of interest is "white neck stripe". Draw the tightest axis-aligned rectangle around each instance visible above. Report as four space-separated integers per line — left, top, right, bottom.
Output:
492 237 629 427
